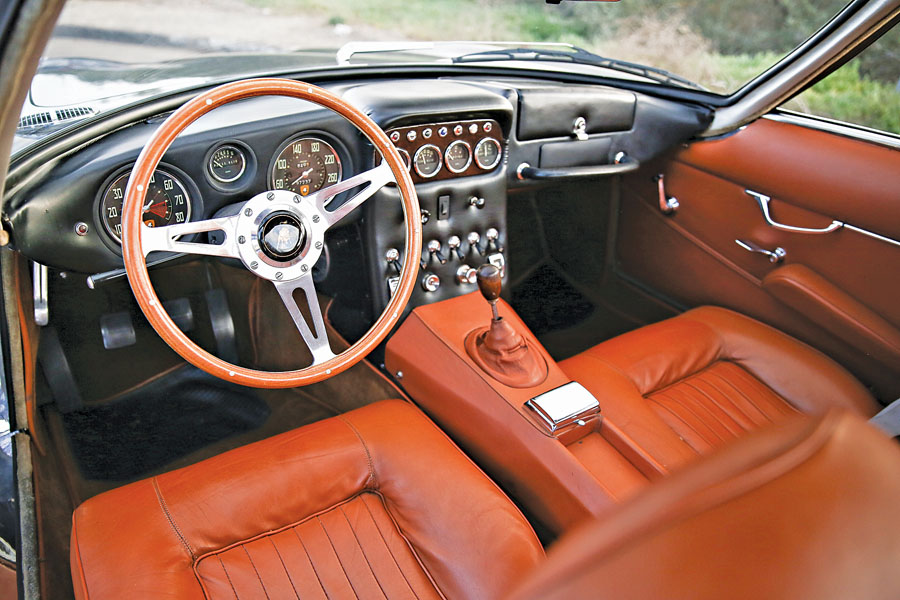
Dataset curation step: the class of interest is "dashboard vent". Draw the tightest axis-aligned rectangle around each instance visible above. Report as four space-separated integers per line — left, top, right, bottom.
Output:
18 112 53 129
55 106 94 121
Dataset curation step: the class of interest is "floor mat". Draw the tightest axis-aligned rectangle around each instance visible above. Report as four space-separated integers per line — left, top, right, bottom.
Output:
511 264 595 336
61 366 270 481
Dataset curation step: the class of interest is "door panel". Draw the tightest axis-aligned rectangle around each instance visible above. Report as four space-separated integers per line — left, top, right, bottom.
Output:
617 117 900 401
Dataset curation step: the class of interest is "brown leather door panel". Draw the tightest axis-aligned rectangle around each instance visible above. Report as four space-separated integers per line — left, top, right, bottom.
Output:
618 118 900 400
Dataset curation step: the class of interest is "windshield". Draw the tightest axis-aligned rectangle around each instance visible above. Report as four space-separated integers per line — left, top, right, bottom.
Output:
18 0 855 150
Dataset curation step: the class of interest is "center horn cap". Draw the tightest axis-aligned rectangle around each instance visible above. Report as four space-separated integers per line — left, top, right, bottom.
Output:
258 211 306 261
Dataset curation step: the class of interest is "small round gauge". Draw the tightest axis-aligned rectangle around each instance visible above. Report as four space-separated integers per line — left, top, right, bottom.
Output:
474 137 502 170
207 144 246 183
413 144 442 178
100 169 191 243
270 136 342 196
444 140 472 174
396 148 411 171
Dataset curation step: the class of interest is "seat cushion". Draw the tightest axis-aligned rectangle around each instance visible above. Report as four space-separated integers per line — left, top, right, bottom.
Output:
70 399 544 600
560 306 878 471
509 409 900 600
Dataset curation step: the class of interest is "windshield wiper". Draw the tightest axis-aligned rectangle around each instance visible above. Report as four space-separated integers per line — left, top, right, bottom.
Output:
452 45 705 91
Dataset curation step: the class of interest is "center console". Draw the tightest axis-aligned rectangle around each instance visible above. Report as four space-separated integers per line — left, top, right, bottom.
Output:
385 271 668 535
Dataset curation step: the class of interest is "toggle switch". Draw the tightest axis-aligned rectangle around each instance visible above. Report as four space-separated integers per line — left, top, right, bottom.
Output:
485 228 504 253
447 235 464 260
385 247 401 274
467 231 483 256
468 196 486 209
427 239 447 265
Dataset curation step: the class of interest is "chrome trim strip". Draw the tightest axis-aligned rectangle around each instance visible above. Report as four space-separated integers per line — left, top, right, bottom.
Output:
844 223 900 249
705 0 900 136
763 113 900 151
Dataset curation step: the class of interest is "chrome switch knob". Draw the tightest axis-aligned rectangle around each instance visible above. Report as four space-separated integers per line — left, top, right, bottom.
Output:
447 235 464 260
421 273 441 292
384 247 401 274
485 227 503 253
467 231 483 255
427 239 447 265
468 195 486 209
456 265 477 285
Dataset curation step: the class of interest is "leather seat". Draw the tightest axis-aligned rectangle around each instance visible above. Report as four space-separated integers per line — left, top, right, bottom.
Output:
72 401 900 599
511 409 900 600
70 399 545 599
559 306 879 472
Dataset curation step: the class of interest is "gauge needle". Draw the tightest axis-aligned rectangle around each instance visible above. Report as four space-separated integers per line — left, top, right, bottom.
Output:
290 168 315 187
144 201 168 218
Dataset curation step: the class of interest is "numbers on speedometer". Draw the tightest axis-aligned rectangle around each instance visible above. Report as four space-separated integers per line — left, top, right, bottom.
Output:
270 136 342 196
100 169 191 243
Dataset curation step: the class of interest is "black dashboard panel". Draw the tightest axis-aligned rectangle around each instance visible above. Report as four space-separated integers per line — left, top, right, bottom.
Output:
6 75 711 343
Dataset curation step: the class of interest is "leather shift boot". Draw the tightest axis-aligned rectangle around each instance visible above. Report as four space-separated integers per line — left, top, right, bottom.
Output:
465 317 548 388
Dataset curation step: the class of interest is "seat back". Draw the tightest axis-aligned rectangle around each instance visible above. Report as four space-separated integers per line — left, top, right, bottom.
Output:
511 410 900 600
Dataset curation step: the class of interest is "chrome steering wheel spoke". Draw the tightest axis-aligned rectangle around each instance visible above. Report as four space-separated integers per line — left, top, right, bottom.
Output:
312 162 394 229
140 214 241 259
273 273 336 365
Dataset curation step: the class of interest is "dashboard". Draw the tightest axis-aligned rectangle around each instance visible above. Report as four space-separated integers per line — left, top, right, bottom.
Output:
6 76 709 343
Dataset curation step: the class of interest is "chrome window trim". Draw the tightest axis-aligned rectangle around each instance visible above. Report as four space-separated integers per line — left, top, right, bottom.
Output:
763 112 900 151
704 0 900 137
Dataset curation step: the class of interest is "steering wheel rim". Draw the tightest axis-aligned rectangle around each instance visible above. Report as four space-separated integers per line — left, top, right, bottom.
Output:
121 78 421 388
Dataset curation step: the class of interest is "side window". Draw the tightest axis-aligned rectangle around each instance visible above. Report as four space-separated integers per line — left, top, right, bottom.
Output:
783 28 899 135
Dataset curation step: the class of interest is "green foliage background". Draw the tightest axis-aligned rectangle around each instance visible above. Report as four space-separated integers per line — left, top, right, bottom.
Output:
252 0 899 133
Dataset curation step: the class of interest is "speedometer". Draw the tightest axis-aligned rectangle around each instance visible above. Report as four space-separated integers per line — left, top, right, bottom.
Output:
100 169 191 243
270 136 342 196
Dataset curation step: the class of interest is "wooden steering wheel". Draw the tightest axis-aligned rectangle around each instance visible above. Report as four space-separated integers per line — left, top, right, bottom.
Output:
121 79 421 388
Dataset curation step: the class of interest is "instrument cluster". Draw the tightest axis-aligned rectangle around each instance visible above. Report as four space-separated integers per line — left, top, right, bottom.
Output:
381 119 504 184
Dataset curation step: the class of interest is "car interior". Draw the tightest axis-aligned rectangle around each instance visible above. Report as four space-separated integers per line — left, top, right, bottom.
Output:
0 0 899 598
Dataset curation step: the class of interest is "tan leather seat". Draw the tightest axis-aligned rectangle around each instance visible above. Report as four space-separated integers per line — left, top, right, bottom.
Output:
510 409 900 600
559 306 879 471
70 399 544 599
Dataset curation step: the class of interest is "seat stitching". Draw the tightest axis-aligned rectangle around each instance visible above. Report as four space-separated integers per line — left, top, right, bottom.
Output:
151 477 196 559
358 495 422 600
647 393 705 453
363 493 448 600
701 369 760 424
713 364 777 421
339 504 390 600
659 389 726 444
241 545 271 600
680 380 745 437
268 537 301 599
317 514 363 599
337 415 377 488
217 554 239 600
293 526 331 599
722 363 790 420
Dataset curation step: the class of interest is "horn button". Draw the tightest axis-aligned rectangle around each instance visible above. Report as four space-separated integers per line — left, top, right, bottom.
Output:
259 212 306 261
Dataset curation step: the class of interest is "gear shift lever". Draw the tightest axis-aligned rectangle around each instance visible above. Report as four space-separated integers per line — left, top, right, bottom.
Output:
466 264 547 388
477 263 502 321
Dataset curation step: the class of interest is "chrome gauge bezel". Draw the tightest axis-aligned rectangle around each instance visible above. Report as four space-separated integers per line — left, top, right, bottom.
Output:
444 140 472 174
396 148 411 171
474 137 503 170
97 165 194 246
268 134 343 197
413 144 443 179
207 143 247 183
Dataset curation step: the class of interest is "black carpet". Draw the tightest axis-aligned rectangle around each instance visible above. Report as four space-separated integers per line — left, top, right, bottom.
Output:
61 366 270 481
511 264 595 336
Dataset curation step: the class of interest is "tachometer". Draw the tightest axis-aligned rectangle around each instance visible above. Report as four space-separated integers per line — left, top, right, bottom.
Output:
100 169 191 243
270 136 342 196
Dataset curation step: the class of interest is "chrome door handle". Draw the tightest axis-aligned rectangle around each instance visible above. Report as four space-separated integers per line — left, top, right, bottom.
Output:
736 239 786 263
746 190 843 234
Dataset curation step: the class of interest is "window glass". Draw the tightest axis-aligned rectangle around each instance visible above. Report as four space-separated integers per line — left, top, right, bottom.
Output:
784 28 900 135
